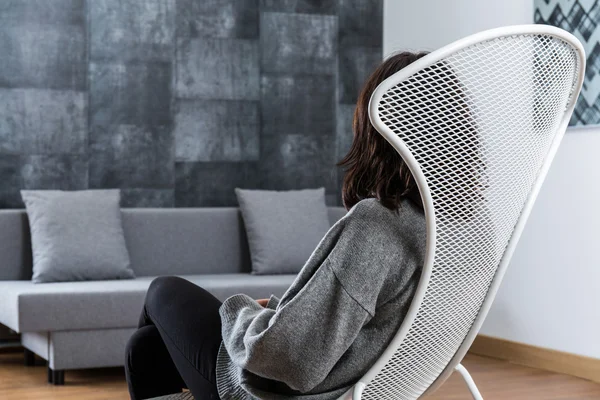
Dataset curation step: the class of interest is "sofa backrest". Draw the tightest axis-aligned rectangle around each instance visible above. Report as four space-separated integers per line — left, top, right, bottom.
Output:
0 207 346 280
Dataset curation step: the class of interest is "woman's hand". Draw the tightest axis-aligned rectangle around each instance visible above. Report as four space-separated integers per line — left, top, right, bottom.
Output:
256 298 269 307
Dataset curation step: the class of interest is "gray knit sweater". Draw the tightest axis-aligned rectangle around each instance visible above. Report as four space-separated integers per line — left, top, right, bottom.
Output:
216 198 426 400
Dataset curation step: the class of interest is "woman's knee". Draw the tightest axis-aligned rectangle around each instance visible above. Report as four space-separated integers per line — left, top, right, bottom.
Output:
144 277 221 329
125 325 161 372
148 276 188 295
145 276 188 312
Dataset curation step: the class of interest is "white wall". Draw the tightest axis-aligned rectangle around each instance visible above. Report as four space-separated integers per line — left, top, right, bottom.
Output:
384 0 600 359
384 0 533 56
479 127 600 358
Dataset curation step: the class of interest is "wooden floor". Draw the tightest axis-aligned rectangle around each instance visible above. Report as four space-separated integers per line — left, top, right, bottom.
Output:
1 350 599 399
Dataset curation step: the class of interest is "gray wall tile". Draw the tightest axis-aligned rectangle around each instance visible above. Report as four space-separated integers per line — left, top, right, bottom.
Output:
89 124 174 188
261 12 337 74
89 0 175 62
261 75 335 136
259 133 337 191
175 162 258 206
338 0 383 47
0 155 21 192
21 155 87 190
0 191 23 208
174 99 259 162
336 104 355 159
336 104 355 194
175 38 259 100
89 62 172 127
260 0 337 14
0 1 382 209
0 24 86 90
0 88 87 154
120 189 175 207
0 0 85 25
338 45 382 104
176 0 259 39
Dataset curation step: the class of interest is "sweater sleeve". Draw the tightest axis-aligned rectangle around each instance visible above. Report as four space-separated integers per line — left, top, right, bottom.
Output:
219 262 371 393
265 294 280 310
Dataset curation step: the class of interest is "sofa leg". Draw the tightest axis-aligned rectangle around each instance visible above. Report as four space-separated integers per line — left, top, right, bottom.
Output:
24 349 35 366
48 368 65 385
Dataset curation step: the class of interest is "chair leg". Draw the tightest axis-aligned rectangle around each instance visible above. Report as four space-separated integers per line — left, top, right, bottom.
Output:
455 363 483 400
24 348 35 366
47 367 65 385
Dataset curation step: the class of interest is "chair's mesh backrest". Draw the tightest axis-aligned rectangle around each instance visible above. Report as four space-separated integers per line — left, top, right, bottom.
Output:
362 34 580 399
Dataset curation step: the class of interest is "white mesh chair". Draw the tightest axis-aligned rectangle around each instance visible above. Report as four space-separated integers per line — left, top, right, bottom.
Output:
337 25 585 400
151 25 583 400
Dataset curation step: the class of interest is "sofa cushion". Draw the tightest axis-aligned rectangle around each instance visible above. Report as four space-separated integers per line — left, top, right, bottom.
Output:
236 188 331 274
0 274 296 333
21 189 134 283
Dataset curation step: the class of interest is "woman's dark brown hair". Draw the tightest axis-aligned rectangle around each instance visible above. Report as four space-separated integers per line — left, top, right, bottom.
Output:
338 52 429 211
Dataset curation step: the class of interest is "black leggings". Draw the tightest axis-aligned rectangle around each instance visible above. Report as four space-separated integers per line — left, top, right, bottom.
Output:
125 276 223 400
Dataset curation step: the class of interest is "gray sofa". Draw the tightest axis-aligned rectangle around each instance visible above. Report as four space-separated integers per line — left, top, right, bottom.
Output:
0 207 345 384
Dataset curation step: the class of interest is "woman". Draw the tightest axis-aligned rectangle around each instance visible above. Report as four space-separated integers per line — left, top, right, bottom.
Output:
125 52 429 400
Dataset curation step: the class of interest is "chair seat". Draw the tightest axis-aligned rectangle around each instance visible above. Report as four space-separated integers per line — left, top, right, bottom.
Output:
0 274 295 332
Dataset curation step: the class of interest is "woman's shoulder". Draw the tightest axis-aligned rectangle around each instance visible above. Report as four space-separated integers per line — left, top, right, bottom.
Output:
328 197 424 255
347 197 426 246
344 197 389 222
345 198 424 228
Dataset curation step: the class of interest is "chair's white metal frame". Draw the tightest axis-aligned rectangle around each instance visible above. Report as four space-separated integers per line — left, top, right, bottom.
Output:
337 25 585 400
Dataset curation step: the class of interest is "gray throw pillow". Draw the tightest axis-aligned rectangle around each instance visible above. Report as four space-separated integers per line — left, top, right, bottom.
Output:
21 189 135 283
236 188 331 275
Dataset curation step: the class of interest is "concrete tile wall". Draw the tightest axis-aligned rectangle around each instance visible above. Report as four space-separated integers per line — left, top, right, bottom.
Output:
0 0 382 208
